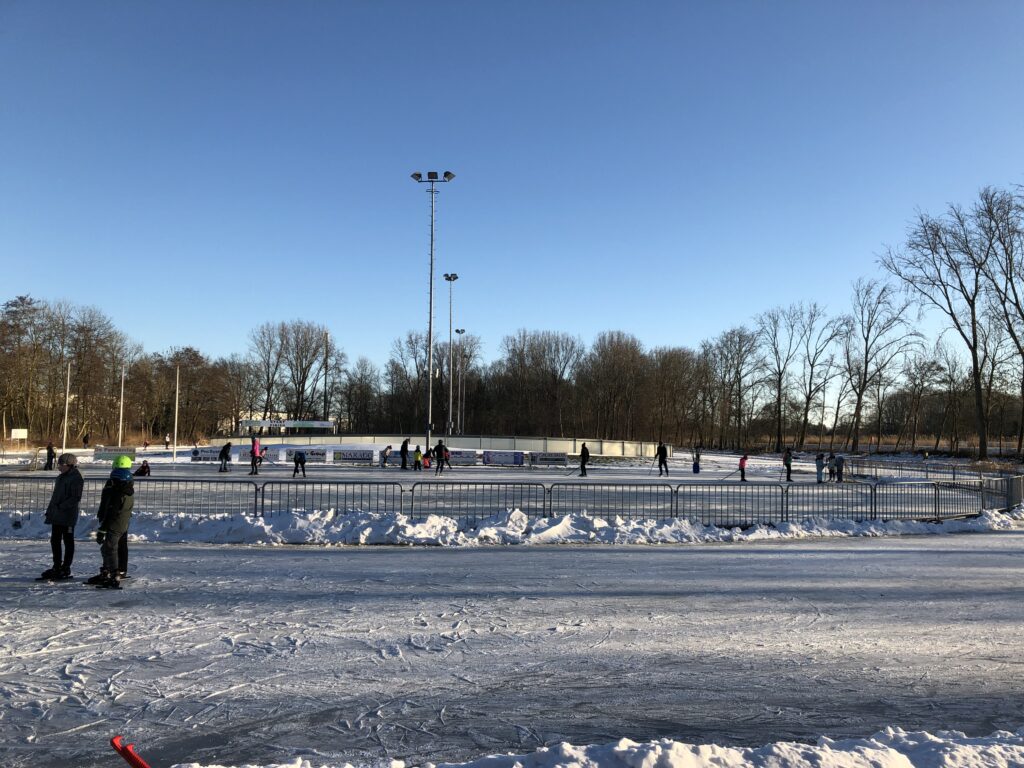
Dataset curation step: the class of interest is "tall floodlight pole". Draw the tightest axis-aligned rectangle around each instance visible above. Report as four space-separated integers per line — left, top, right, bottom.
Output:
62 362 71 452
117 364 125 447
323 330 330 423
173 365 180 464
443 273 459 436
455 328 465 434
410 170 455 450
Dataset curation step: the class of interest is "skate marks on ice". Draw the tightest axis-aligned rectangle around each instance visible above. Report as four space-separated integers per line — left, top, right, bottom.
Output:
2 539 1024 766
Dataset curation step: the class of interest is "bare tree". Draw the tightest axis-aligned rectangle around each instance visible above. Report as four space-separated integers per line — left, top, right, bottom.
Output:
882 194 1000 458
756 304 805 451
794 303 843 450
249 322 285 424
841 279 919 453
977 187 1024 453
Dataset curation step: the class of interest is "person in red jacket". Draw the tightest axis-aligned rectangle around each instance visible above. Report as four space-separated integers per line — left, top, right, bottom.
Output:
739 454 748 482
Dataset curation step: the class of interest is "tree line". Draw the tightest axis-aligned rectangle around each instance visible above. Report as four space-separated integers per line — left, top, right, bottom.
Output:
3 187 1022 459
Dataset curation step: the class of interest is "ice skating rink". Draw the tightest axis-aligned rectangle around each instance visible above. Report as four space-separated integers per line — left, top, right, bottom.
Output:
2 531 1024 768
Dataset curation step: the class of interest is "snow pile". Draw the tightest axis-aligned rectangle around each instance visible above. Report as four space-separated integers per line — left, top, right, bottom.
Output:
0 504 1020 546
168 727 1024 768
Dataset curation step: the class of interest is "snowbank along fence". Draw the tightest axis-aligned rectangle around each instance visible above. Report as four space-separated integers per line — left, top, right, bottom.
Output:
1 476 1019 529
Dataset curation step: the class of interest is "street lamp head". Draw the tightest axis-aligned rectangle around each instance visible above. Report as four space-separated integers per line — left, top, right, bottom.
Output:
455 328 465 335
427 171 439 181
443 171 455 181
410 172 422 182
444 273 459 282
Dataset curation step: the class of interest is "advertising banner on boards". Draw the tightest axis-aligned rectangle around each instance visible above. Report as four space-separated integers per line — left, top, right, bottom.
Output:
482 450 524 466
333 449 374 464
285 448 327 463
447 449 477 466
190 447 223 462
93 447 137 463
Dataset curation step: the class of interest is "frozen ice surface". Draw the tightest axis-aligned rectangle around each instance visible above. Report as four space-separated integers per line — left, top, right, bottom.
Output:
3 529 1024 768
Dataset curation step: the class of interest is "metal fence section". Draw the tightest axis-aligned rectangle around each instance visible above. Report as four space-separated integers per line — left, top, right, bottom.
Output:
846 458 1000 483
261 481 403 518
549 482 675 521
675 483 783 527
3 473 1020 530
0 477 106 521
871 481 989 521
132 479 258 517
785 481 875 522
409 482 547 523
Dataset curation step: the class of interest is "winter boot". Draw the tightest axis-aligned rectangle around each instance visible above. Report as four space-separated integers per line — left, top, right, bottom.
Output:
96 575 122 590
56 566 73 581
37 567 60 580
86 569 110 585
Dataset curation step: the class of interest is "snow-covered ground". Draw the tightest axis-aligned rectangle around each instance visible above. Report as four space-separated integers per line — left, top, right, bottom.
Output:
4 531 1024 768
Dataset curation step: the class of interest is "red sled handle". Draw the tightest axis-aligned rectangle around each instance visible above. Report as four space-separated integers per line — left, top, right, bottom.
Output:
111 735 153 768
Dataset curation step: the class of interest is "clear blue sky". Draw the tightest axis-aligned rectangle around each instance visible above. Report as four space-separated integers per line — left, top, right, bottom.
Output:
3 2 1023 367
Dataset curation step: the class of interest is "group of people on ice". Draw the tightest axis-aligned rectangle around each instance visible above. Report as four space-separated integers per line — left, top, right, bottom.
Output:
39 453 135 590
778 447 846 483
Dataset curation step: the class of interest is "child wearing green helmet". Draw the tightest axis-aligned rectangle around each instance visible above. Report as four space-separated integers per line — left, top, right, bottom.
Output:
90 456 136 589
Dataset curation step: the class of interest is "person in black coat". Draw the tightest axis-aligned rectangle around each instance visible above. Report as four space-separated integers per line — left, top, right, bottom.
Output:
218 442 232 472
580 443 590 477
44 441 57 470
40 454 84 580
91 466 135 589
656 442 669 476
400 439 410 470
434 439 447 475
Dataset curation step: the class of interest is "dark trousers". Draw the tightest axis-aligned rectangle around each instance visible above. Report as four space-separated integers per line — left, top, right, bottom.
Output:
219 458 229 471
785 465 792 481
740 467 746 481
401 454 408 469
101 516 131 573
118 532 128 574
658 458 668 475
250 456 259 475
50 524 74 568
293 460 305 477
44 456 55 470
580 462 588 477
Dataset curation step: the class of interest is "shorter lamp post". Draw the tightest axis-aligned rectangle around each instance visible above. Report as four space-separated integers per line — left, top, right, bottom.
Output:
455 328 465 434
443 272 459 436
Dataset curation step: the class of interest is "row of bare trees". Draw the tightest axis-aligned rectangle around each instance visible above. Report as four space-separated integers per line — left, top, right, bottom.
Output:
3 187 1022 457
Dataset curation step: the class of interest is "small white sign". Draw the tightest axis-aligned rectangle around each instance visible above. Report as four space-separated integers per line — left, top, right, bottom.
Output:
10 428 27 440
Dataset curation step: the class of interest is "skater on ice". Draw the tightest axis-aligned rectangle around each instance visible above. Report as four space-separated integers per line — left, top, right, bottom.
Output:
39 454 84 581
92 455 135 589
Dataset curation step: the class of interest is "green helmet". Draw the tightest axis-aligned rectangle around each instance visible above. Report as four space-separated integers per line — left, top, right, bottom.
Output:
113 455 132 470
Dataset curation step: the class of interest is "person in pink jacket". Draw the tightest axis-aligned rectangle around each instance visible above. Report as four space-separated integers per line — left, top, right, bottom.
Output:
739 454 748 482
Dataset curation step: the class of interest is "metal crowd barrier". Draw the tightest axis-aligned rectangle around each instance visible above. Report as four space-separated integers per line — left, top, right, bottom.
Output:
409 481 547 523
261 480 402 518
1 474 1020 528
549 482 675 521
676 482 783 527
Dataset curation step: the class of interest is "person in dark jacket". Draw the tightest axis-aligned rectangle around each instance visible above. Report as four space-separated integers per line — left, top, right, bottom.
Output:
783 447 793 482
40 453 84 580
400 438 410 470
293 450 307 478
44 441 57 470
434 440 446 475
218 442 232 472
91 457 135 589
133 460 151 476
580 443 590 477
656 442 669 476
